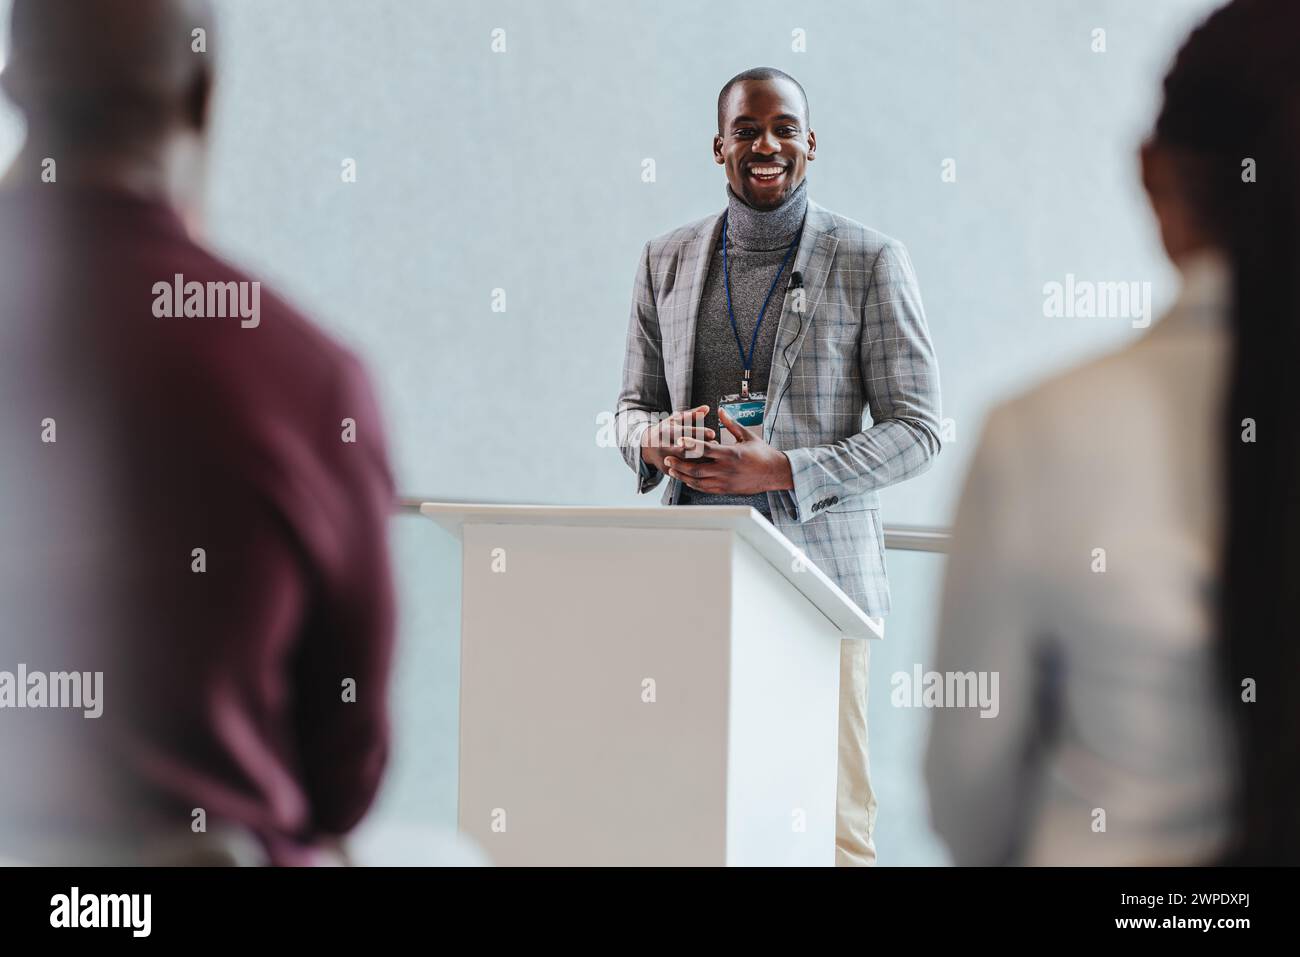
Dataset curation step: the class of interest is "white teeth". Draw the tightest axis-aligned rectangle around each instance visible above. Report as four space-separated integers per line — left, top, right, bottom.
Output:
751 166 783 176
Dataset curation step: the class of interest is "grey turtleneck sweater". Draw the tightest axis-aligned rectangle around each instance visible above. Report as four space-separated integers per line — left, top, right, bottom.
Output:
677 178 808 515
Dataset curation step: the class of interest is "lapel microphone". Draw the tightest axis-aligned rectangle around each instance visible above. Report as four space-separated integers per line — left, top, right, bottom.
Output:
789 270 804 290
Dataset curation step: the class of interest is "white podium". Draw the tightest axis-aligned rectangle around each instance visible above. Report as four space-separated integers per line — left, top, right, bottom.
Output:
419 502 883 867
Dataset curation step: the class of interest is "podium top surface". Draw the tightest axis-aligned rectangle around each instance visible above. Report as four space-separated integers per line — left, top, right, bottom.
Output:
418 502 882 639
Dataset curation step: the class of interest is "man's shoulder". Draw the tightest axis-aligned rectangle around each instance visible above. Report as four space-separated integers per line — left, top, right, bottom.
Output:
162 238 361 377
807 202 904 257
118 225 381 452
644 211 722 259
155 240 392 494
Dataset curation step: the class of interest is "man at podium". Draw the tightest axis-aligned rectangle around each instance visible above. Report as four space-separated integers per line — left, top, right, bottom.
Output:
615 68 943 865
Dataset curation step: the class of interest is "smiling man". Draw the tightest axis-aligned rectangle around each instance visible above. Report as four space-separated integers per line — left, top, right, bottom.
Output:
615 67 942 865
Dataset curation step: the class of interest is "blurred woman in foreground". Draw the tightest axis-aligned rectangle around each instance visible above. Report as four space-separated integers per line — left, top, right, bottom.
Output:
926 0 1300 865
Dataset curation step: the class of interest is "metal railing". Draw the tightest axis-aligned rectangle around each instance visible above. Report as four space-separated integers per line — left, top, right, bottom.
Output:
396 496 950 553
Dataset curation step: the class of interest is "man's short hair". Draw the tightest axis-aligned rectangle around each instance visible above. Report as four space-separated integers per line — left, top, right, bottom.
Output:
716 67 809 133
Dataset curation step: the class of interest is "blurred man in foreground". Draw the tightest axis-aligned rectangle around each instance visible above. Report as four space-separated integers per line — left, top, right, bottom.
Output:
0 0 396 864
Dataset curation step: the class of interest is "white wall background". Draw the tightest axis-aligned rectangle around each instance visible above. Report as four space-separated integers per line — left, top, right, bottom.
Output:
1 0 1222 863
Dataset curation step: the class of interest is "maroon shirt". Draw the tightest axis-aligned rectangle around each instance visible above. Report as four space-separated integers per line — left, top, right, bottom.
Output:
0 186 396 864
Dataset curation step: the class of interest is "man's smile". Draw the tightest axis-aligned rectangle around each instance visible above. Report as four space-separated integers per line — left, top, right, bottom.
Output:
747 163 787 185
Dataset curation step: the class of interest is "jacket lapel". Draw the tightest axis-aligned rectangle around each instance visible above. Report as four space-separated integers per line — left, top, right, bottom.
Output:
670 212 725 411
763 201 838 438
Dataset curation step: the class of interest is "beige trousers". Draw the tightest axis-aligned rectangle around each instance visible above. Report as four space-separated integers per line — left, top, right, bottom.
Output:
835 624 881 866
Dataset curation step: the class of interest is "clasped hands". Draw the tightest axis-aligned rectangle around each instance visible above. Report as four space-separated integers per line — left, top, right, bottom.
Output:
639 404 794 495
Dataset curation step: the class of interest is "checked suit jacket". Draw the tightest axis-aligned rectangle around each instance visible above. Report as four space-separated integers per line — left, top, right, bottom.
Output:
615 199 942 616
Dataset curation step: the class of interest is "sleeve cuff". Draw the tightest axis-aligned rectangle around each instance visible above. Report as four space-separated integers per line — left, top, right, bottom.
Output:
632 423 663 494
783 447 824 523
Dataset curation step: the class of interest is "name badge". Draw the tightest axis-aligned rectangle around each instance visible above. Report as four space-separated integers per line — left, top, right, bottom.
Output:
718 391 766 446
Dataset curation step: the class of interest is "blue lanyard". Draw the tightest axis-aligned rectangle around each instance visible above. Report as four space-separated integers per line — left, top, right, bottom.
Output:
721 211 801 398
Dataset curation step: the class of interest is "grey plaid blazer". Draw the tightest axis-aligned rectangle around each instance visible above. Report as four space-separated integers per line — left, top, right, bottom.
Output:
615 199 942 616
